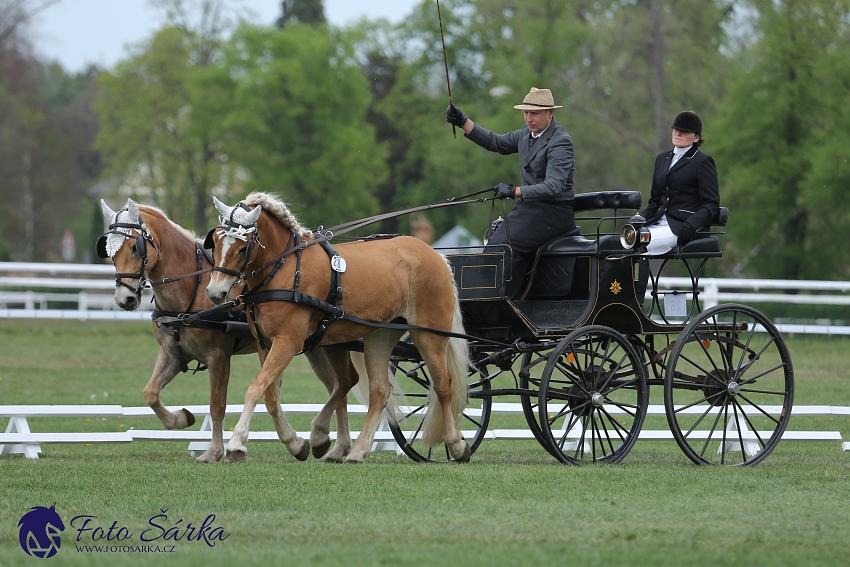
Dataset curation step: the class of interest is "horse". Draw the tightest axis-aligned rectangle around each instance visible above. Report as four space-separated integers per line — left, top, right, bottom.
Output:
204 192 471 463
98 198 358 463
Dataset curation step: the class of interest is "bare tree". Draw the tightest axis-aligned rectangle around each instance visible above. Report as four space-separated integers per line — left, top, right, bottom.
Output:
0 0 59 46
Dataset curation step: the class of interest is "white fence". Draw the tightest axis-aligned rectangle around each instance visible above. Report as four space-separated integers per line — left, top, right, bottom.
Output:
0 262 153 318
2 403 847 459
4 263 850 333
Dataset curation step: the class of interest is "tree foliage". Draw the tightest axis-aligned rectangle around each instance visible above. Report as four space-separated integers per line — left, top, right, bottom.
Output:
7 0 850 281
714 0 850 279
208 23 386 229
0 1 99 262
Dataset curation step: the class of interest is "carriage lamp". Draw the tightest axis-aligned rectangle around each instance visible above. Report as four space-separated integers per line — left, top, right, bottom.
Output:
620 215 651 250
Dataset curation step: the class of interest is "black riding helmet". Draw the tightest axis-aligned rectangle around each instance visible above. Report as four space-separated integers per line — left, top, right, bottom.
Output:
671 110 702 135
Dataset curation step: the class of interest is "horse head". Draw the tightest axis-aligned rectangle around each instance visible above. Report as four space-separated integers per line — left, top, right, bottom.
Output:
97 198 158 311
205 196 263 305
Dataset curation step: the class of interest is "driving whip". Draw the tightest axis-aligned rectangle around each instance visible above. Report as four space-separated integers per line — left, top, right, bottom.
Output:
436 0 455 138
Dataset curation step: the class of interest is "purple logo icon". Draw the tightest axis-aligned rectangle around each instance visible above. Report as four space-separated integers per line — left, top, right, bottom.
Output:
18 506 65 559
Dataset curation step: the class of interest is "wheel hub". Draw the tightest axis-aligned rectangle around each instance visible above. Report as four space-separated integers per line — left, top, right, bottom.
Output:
703 369 729 407
726 381 740 396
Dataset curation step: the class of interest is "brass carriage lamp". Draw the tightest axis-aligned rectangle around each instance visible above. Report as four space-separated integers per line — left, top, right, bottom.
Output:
620 215 651 250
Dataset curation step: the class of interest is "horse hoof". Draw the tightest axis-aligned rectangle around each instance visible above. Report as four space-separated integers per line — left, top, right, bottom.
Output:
225 450 246 463
181 408 196 428
312 440 331 459
454 443 471 464
344 456 365 464
323 454 344 464
295 441 310 462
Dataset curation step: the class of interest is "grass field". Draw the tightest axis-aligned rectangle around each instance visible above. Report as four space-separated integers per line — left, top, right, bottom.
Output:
1 319 849 566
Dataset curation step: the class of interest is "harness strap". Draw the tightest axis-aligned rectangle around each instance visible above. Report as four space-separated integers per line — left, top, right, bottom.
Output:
244 289 506 347
300 239 345 351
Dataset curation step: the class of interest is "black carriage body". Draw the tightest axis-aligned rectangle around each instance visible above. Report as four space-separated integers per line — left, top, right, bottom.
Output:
444 190 703 341
392 191 793 467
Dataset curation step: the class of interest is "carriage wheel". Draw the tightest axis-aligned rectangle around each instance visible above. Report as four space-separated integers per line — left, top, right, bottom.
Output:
519 350 560 458
538 326 648 465
387 354 492 463
664 304 794 466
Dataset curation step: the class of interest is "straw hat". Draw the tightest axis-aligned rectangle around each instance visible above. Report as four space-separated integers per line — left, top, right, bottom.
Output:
513 87 563 110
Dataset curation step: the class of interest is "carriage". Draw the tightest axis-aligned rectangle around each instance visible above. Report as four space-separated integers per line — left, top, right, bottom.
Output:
100 190 793 467
383 191 794 466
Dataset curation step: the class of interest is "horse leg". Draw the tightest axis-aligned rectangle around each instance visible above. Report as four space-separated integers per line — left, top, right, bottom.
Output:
411 329 470 462
195 352 230 464
305 348 359 462
346 330 403 463
143 347 195 431
263 371 310 461
226 339 304 463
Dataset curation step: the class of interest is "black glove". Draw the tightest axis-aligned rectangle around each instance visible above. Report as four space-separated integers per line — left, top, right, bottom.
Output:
446 104 468 128
493 183 515 199
677 222 696 246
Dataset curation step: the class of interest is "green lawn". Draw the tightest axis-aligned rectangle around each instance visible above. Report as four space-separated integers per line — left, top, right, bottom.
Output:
1 319 848 566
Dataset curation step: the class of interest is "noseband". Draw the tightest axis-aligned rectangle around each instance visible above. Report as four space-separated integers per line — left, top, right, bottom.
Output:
96 210 159 297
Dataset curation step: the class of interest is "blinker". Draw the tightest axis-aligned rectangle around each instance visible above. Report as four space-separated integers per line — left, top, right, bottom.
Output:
96 235 108 259
203 228 216 250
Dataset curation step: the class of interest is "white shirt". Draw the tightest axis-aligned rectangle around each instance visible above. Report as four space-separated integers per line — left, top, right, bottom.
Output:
669 145 692 170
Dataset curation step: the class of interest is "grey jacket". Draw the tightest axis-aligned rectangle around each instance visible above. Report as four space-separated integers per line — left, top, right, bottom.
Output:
466 119 575 203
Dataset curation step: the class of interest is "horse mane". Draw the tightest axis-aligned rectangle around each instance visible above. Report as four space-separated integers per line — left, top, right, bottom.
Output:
138 205 200 244
244 192 312 237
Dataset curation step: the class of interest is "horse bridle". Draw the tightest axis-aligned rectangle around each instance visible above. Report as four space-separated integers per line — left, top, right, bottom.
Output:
96 210 159 297
203 203 267 284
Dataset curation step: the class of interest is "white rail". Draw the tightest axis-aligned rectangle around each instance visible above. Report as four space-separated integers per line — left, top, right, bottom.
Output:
1 403 846 459
3 263 850 333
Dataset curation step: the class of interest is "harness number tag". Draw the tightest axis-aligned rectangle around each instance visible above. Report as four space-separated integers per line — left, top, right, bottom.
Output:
331 255 347 273
664 293 687 318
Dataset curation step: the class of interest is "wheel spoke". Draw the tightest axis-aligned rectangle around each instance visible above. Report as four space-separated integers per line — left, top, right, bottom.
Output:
737 363 786 386
735 392 783 425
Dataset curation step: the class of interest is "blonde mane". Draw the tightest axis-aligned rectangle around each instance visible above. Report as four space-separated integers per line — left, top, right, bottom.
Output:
138 205 201 244
244 192 312 237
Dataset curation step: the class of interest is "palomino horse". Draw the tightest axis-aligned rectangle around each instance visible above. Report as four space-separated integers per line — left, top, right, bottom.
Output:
204 192 471 463
98 198 357 463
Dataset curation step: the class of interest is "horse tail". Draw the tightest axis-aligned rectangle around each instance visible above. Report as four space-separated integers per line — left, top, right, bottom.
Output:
422 271 469 446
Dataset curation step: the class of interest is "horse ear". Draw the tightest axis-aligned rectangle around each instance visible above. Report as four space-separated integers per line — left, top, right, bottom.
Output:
212 196 231 218
100 199 116 221
127 199 141 224
245 204 262 225
203 228 216 250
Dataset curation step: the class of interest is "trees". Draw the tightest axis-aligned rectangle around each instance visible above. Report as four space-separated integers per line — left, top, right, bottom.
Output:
95 0 239 234
210 24 386 229
0 0 99 262
714 0 850 279
277 0 325 27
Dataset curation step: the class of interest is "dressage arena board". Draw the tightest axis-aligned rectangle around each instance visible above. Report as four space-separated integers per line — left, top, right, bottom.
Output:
1 403 846 459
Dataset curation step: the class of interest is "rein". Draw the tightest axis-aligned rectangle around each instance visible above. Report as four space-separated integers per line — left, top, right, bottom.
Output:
197 186 514 349
234 188 497 281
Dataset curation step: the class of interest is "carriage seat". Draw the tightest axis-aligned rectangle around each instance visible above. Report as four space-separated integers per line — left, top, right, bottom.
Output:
594 207 729 258
574 191 642 213
656 206 728 258
538 191 644 255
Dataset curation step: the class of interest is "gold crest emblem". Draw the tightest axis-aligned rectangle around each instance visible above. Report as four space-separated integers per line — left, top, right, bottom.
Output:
610 280 622 294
